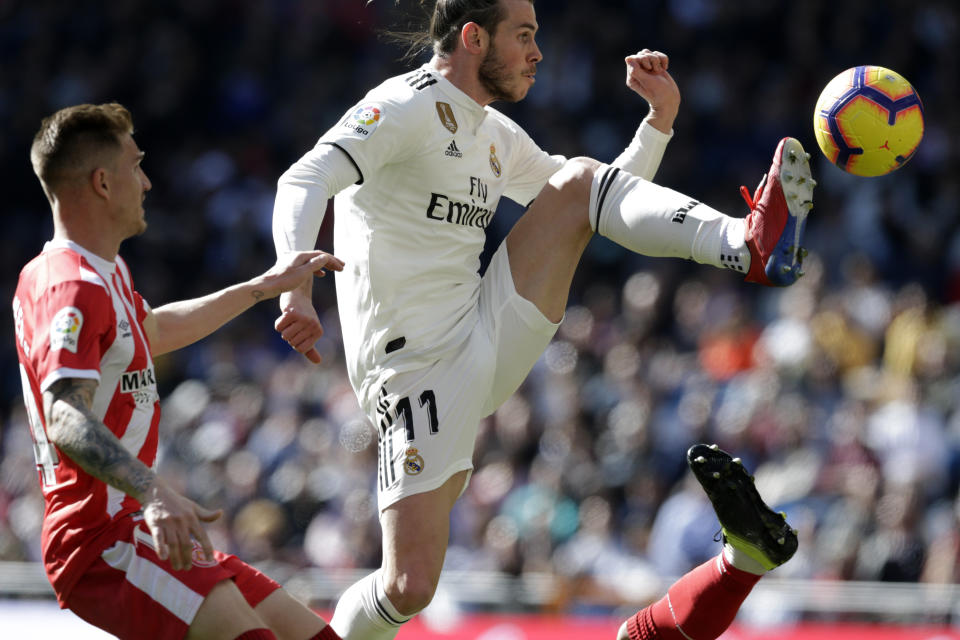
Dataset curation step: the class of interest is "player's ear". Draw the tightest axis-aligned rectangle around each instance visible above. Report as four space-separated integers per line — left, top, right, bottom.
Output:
460 21 487 54
90 167 110 200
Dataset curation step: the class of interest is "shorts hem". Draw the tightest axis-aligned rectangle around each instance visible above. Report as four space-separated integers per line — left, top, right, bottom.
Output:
497 241 562 336
506 290 561 337
378 460 474 513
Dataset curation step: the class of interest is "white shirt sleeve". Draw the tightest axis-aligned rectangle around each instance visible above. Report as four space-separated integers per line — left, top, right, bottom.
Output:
612 119 674 181
500 116 566 206
272 143 361 254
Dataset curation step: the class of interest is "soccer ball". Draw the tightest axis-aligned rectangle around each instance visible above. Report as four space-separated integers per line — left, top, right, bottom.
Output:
813 66 924 177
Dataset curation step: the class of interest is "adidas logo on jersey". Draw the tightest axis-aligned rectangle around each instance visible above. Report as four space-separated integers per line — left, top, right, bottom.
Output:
445 140 463 158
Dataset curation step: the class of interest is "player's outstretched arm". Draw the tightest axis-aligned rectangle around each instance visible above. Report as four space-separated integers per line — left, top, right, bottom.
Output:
43 378 220 571
611 49 681 182
145 250 343 356
271 144 361 365
624 49 680 134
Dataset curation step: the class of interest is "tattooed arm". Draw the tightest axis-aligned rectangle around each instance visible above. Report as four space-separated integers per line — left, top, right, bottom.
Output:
144 249 343 356
44 378 155 499
43 377 220 571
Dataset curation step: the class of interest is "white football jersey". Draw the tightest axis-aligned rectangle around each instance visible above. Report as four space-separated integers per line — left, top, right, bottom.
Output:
316 64 565 411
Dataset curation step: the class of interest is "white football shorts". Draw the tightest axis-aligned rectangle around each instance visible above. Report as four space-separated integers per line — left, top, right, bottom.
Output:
370 241 559 512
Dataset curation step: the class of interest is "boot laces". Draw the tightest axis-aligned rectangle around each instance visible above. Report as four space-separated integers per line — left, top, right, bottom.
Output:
740 174 767 211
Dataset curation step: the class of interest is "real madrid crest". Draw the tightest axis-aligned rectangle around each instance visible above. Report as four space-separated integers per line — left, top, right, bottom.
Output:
489 144 502 177
403 447 425 475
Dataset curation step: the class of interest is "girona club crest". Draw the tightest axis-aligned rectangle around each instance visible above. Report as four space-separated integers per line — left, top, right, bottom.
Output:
190 540 219 568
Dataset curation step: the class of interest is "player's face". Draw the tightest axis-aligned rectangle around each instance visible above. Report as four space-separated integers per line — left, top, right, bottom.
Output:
109 134 152 238
479 0 541 103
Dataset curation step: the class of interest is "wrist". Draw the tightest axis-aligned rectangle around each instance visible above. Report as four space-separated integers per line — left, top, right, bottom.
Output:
137 472 161 504
239 274 286 305
644 108 677 136
280 281 312 304
243 277 271 303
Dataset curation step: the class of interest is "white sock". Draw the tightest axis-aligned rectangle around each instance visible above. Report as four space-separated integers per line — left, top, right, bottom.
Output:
723 542 769 575
589 164 750 275
330 570 413 640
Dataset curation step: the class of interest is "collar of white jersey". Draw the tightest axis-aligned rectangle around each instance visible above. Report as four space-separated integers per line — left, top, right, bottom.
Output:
422 63 489 123
44 238 117 275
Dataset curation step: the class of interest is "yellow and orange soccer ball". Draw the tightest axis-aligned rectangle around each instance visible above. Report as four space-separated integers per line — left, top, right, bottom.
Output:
813 65 924 177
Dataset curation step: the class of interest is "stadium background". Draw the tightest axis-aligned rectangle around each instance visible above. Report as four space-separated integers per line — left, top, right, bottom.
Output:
1 0 959 637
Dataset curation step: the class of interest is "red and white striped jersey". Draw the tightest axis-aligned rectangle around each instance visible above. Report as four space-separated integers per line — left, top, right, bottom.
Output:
13 238 160 602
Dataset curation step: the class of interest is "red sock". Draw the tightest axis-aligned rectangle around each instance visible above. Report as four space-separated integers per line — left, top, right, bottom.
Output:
233 630 277 640
309 626 343 640
626 554 762 640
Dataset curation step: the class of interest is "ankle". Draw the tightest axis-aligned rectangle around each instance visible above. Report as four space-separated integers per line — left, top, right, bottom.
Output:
720 550 766 585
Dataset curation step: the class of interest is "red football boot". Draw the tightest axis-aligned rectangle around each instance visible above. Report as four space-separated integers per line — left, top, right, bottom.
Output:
742 137 815 286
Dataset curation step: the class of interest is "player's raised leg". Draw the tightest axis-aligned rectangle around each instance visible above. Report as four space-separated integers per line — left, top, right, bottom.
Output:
616 444 798 640
507 139 816 322
505 157 598 322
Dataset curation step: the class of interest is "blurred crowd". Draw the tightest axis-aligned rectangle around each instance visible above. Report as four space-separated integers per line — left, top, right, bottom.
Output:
1 0 959 619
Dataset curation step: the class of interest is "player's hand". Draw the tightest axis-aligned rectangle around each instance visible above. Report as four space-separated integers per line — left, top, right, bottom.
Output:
275 288 326 364
254 250 344 300
141 476 222 572
624 49 680 134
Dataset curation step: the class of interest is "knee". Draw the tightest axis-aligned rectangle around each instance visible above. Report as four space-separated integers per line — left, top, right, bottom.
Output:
545 156 602 229
549 156 600 196
382 570 438 616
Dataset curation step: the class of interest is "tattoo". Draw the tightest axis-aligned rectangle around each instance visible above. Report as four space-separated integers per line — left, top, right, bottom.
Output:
251 289 265 301
44 378 155 502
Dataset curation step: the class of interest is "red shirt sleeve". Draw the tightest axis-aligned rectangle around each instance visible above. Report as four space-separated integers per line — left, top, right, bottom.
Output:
31 280 115 391
133 290 150 324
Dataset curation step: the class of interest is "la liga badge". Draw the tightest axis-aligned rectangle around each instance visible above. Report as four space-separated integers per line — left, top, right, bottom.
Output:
50 306 83 353
343 103 383 138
